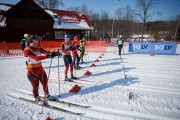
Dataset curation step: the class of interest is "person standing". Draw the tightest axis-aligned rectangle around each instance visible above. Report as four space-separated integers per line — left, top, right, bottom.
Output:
80 36 86 63
61 34 77 81
21 34 28 51
72 36 81 69
24 36 57 104
117 35 124 57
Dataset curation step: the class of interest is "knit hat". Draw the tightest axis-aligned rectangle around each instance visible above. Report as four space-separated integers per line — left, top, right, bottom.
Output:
27 35 37 43
74 36 78 41
24 33 29 39
64 34 70 41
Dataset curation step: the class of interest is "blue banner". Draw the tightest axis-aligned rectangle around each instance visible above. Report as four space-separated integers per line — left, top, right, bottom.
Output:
128 42 177 55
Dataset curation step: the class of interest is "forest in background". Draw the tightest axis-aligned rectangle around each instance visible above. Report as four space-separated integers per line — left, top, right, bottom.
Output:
35 0 180 41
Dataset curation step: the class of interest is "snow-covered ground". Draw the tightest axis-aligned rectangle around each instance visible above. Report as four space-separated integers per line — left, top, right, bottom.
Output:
0 45 180 120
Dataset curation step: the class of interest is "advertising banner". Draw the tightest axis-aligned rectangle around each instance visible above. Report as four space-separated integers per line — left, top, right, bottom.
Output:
128 42 177 55
151 42 177 55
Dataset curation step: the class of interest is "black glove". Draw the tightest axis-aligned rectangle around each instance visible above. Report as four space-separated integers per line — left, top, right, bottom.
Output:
47 52 57 58
69 46 72 50
69 46 76 51
55 51 62 57
76 45 80 48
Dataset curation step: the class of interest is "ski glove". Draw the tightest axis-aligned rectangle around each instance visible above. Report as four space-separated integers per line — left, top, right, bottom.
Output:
47 52 59 58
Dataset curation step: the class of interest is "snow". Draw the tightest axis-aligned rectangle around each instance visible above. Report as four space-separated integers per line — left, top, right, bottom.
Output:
0 45 180 120
45 9 92 30
0 5 10 11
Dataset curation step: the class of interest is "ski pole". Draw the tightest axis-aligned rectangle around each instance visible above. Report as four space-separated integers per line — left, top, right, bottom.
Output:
40 53 53 114
85 45 89 62
58 49 60 97
84 49 87 63
74 64 77 77
114 47 117 54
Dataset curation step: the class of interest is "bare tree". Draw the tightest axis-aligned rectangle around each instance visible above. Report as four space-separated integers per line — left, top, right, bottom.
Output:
35 0 64 9
67 6 81 12
81 4 88 14
135 0 159 42
174 14 180 40
115 7 124 20
100 11 110 38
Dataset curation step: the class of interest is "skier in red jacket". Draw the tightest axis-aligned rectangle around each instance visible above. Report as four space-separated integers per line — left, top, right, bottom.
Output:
71 36 81 69
24 36 57 104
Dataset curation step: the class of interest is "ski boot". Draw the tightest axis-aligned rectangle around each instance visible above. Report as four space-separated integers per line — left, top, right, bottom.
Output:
35 96 43 105
46 94 56 101
65 77 73 82
71 75 78 79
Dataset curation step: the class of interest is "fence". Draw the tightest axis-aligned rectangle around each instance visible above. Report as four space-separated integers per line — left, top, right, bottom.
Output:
0 40 107 57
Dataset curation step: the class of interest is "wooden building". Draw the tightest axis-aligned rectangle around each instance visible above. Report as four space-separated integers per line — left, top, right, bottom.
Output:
0 0 93 42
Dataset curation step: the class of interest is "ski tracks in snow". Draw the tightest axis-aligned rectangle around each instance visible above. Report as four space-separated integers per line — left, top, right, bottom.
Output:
9 89 178 120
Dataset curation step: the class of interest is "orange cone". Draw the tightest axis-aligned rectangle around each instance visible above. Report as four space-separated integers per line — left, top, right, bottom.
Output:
150 53 155 56
46 117 52 120
90 63 96 67
83 71 91 76
69 84 81 93
98 55 102 58
94 59 99 62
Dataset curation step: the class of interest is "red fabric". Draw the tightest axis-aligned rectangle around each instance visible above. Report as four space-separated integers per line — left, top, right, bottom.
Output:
64 65 73 77
24 46 48 61
64 65 69 77
27 70 49 97
71 40 80 58
61 42 72 55
70 66 73 74
24 45 50 97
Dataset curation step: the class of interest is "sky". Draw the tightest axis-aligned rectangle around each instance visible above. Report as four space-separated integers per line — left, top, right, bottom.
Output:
0 0 180 21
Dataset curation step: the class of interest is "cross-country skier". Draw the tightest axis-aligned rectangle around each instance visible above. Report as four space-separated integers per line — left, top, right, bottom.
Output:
24 36 57 104
117 35 124 57
80 36 86 63
61 34 77 81
72 36 81 69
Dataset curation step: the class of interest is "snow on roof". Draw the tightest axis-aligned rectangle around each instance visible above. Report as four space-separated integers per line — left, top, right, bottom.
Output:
45 9 94 30
0 15 6 27
0 4 11 11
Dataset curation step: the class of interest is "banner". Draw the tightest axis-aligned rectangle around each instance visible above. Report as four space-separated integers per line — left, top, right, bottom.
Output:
129 42 151 53
129 42 177 55
151 42 177 55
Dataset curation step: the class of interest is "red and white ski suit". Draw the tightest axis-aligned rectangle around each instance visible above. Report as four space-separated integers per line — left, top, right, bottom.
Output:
24 46 50 98
61 42 74 77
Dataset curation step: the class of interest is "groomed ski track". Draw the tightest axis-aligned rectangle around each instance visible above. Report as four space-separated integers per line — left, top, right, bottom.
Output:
9 90 176 120
1 46 180 120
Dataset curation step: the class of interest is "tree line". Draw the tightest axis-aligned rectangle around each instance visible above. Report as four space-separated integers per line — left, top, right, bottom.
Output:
35 0 180 41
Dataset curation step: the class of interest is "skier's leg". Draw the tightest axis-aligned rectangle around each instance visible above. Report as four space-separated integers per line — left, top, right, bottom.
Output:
73 57 76 68
64 65 69 78
63 56 69 78
39 70 56 101
77 55 81 68
80 50 84 63
39 71 49 94
27 71 39 98
118 46 121 55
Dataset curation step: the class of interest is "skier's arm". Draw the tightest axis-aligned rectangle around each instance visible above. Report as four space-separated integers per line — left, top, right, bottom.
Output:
40 48 51 55
24 49 47 61
61 44 70 54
